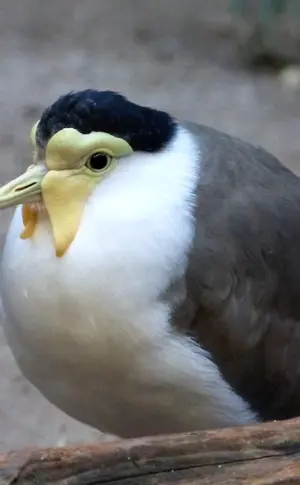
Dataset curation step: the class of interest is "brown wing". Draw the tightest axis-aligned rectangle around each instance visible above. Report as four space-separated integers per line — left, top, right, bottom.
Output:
174 122 300 420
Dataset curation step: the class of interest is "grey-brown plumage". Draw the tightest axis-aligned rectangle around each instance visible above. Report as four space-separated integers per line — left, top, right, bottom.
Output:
177 122 300 421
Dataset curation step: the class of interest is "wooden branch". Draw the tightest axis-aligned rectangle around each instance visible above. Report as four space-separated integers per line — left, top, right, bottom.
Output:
1 419 300 484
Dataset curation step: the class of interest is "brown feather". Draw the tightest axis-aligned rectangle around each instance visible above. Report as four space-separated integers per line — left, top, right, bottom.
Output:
173 122 300 420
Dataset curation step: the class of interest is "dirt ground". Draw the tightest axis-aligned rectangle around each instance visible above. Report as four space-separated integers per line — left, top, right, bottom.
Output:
0 0 299 451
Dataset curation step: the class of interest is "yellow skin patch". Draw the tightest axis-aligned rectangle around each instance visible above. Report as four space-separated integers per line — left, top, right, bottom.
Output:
0 124 133 257
21 204 37 239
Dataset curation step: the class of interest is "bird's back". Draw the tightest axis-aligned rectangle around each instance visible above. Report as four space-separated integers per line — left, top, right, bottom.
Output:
179 122 300 420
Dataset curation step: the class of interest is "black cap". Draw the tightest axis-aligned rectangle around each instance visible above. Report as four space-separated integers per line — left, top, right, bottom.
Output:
36 90 177 153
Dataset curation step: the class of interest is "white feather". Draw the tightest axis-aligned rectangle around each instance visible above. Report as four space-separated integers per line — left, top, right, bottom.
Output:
0 127 255 437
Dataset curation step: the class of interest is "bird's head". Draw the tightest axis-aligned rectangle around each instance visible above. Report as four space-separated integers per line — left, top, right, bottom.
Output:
0 90 176 257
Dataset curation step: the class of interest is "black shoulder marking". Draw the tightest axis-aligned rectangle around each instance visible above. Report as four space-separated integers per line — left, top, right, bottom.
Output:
36 90 177 153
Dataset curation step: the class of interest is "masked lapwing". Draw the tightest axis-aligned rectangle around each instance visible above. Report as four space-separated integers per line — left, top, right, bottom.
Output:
0 90 299 438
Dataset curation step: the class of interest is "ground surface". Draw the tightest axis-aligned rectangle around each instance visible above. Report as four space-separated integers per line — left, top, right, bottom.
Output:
0 0 299 451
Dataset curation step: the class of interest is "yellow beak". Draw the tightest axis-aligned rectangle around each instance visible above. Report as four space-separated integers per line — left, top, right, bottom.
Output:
0 164 46 242
0 164 46 209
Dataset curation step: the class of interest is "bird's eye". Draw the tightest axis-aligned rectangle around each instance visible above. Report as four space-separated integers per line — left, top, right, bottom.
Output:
86 152 111 172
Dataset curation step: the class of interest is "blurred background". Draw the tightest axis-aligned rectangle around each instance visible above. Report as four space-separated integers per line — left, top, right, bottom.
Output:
0 0 299 451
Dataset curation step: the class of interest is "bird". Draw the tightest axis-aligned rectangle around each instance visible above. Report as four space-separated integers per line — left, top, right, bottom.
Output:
0 89 300 439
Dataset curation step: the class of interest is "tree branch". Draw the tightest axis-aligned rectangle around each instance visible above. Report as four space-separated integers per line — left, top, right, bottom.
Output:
1 418 300 484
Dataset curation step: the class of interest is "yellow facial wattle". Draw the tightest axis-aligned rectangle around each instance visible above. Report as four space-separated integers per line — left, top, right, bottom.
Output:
41 167 102 257
20 204 38 240
0 126 133 257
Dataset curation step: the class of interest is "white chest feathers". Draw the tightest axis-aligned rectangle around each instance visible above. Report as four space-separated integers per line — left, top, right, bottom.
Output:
0 128 255 437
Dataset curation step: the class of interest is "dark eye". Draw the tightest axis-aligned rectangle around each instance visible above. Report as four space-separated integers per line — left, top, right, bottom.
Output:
86 152 111 171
